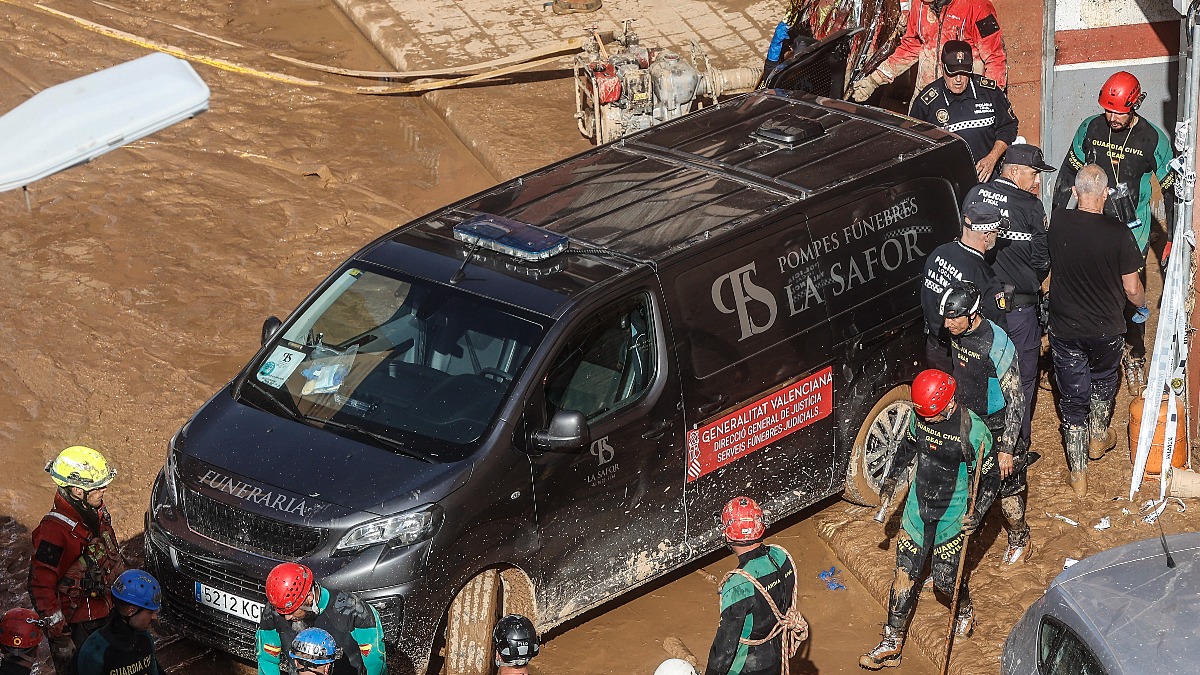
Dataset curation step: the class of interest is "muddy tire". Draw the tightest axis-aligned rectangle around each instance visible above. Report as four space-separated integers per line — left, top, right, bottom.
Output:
442 570 501 675
843 385 913 507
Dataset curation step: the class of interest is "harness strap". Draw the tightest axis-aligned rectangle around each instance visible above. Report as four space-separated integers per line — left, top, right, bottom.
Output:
718 545 809 675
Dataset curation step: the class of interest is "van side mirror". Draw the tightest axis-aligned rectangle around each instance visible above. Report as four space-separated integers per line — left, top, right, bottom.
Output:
261 316 283 346
532 410 589 453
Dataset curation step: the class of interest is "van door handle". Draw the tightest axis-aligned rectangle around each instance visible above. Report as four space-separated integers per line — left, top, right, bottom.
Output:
642 419 674 440
697 396 727 417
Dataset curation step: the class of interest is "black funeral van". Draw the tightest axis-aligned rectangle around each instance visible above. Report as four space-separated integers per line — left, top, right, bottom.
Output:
145 90 975 674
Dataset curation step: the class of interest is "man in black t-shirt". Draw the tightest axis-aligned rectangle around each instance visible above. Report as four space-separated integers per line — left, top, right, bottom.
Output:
1048 165 1146 497
921 202 1009 371
963 143 1053 477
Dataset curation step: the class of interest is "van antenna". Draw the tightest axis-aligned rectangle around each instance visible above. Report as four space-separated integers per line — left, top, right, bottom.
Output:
1157 515 1176 569
450 239 482 285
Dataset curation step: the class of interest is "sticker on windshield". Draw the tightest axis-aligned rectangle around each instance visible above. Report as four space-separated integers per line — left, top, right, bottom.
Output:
257 346 306 388
686 366 833 482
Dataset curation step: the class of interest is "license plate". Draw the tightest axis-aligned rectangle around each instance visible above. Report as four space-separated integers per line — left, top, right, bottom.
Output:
194 582 264 623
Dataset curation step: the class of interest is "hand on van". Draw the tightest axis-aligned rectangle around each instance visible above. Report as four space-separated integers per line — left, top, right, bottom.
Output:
998 451 1014 479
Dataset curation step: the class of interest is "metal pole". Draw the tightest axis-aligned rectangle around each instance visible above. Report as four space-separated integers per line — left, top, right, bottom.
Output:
940 439 986 675
1039 0 1056 211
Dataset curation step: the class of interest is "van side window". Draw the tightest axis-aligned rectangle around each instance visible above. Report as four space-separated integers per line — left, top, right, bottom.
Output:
1037 616 1106 675
544 293 656 421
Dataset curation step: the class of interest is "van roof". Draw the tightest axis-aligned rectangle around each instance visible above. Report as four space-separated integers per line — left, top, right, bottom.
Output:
372 91 964 308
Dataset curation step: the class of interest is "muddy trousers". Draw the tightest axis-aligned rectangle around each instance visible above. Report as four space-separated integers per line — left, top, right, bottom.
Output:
1006 304 1041 445
1049 334 1124 427
886 528 971 632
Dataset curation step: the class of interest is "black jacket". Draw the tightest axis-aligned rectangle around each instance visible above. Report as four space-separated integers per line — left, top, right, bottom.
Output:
921 240 1008 339
910 74 1018 166
964 178 1049 296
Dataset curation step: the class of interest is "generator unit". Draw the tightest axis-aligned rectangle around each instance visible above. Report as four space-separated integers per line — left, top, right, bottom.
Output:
572 21 759 144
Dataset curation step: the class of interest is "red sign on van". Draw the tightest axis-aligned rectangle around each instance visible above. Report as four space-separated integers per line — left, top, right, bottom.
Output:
687 367 834 482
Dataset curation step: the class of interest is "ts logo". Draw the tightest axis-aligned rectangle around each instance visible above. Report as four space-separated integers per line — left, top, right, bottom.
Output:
712 262 778 340
590 436 615 466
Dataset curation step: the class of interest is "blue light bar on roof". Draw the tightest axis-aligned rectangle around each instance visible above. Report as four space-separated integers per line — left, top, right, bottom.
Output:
452 214 568 261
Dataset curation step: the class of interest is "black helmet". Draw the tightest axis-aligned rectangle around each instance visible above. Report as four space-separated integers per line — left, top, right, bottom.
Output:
492 614 539 666
938 280 980 319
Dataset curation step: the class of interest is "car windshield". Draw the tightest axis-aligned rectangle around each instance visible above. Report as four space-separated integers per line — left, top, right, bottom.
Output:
238 265 547 461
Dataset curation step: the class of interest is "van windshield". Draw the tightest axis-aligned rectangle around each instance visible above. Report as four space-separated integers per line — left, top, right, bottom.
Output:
238 265 547 461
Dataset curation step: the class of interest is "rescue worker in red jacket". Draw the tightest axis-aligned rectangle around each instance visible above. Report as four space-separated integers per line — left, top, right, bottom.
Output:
0 608 43 675
29 446 126 675
849 0 1007 103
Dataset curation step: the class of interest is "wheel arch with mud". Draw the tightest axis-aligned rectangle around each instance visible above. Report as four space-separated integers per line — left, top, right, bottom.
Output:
429 564 538 675
835 323 924 507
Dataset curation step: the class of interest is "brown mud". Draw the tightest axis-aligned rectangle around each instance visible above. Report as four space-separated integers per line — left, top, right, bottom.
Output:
0 1 1191 675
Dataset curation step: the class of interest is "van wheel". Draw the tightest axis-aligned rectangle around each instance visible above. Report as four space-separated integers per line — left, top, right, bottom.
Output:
844 385 912 507
442 570 501 675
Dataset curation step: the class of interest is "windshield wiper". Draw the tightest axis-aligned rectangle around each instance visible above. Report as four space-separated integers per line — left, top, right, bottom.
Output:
307 416 436 463
238 377 303 422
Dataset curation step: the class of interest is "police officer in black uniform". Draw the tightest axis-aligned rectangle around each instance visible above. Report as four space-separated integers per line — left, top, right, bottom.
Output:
921 202 1009 372
910 40 1019 183
962 143 1053 470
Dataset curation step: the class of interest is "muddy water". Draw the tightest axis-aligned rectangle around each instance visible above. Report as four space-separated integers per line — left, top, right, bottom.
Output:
1 2 927 675
0 0 491 671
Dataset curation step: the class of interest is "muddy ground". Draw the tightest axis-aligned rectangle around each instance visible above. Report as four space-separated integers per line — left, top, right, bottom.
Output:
0 1 1195 674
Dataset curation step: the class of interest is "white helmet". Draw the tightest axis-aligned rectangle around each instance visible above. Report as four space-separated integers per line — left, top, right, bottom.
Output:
654 659 698 675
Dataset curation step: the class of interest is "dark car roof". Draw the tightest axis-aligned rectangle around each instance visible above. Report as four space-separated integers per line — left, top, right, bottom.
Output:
364 90 963 314
1048 532 1200 673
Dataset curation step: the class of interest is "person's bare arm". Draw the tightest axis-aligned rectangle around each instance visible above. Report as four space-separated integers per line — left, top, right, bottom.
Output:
1123 272 1146 308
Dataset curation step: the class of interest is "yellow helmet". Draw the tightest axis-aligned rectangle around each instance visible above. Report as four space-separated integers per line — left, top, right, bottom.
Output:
46 446 116 490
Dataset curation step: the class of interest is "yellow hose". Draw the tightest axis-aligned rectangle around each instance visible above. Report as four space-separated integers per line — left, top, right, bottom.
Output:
0 0 562 95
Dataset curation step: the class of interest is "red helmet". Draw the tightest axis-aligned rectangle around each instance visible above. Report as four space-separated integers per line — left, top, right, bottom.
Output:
0 609 42 649
721 496 766 543
266 562 315 614
912 369 956 417
1098 71 1143 113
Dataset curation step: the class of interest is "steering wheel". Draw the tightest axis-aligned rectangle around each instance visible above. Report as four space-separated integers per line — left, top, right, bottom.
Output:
480 368 511 385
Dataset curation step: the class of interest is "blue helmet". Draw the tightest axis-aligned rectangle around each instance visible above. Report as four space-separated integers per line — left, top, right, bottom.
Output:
290 628 337 666
111 569 162 612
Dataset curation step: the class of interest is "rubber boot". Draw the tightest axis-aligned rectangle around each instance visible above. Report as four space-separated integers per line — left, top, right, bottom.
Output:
1064 424 1089 497
954 602 975 638
1001 494 1031 565
859 624 904 670
1088 397 1117 460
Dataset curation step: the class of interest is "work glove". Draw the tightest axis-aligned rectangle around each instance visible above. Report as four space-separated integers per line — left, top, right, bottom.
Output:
961 511 983 536
49 635 76 667
1161 241 1173 271
1132 306 1150 324
849 70 889 102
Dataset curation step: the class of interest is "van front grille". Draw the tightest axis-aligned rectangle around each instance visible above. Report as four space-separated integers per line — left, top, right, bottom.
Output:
182 488 327 559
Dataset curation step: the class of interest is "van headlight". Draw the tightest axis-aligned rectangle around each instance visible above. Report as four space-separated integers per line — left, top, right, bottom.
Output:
335 505 443 553
163 432 181 503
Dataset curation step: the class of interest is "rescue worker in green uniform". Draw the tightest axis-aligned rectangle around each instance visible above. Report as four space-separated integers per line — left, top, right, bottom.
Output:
708 496 808 675
860 370 998 670
256 562 385 675
75 570 162 675
939 280 1032 564
1052 71 1179 387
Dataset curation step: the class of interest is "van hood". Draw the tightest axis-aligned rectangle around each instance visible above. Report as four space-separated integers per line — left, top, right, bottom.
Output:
174 387 472 517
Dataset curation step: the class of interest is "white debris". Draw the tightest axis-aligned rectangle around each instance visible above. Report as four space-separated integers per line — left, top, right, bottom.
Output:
1093 517 1111 531
1063 558 1079 569
1047 512 1079 526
